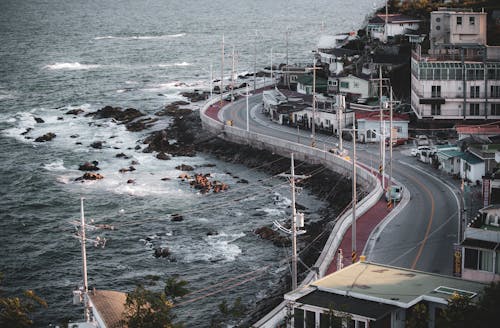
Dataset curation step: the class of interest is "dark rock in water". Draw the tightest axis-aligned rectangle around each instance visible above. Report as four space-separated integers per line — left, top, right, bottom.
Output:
88 106 145 123
34 132 56 142
119 166 136 173
161 177 171 181
75 172 104 181
175 164 194 171
171 213 184 222
78 161 100 171
237 179 249 184
143 130 196 157
126 117 158 132
198 163 216 168
254 226 291 247
127 179 135 184
135 145 141 150
115 153 129 159
113 146 120 150
180 91 209 102
21 128 33 136
76 142 82 145
34 117 45 123
90 141 103 149
206 230 218 236
154 101 191 117
154 247 171 258
57 117 63 121
295 203 306 211
70 134 79 138
66 109 84 115
130 160 139 165
156 152 170 160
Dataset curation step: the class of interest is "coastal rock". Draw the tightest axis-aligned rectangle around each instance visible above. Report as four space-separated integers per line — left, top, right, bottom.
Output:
154 101 191 117
75 172 104 181
21 128 33 136
115 152 129 159
119 166 136 173
66 109 84 115
34 117 45 123
156 152 171 160
180 91 209 102
88 106 145 123
70 134 79 138
34 132 56 142
153 247 171 258
78 161 100 171
175 164 194 171
126 117 158 132
170 213 184 222
237 179 249 184
90 141 103 149
254 226 291 247
161 177 171 181
127 179 135 184
178 173 191 180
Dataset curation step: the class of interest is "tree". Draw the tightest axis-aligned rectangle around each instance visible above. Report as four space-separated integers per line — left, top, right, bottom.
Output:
476 281 500 326
405 303 429 328
0 273 47 328
123 276 189 328
437 293 476 328
164 277 189 302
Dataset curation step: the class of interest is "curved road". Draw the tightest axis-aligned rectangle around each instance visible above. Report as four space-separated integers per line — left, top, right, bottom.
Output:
221 94 460 275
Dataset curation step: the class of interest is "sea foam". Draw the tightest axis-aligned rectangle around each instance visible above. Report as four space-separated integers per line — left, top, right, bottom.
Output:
44 62 101 70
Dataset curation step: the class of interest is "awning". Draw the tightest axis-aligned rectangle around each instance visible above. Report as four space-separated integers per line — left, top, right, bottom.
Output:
297 290 397 321
461 238 500 250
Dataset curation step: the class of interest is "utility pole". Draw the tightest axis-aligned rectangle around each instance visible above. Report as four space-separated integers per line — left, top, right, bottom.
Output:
270 47 274 87
209 63 213 98
379 66 385 190
220 34 225 106
246 84 250 132
231 45 235 103
389 86 393 188
311 59 317 148
80 198 90 322
253 30 257 93
276 154 308 290
338 95 345 152
384 0 388 43
351 129 357 263
286 28 289 89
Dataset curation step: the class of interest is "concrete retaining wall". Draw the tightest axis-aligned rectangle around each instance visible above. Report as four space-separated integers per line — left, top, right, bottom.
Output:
200 96 382 328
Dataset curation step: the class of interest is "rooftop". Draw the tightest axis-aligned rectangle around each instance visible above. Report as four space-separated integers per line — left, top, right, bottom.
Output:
88 290 127 328
456 125 500 135
304 262 486 308
369 14 421 25
356 111 409 122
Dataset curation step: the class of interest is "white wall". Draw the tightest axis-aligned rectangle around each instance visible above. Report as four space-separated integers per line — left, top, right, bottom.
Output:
338 75 369 98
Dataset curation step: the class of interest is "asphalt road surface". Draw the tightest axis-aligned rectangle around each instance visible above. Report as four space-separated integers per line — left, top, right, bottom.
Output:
220 94 460 275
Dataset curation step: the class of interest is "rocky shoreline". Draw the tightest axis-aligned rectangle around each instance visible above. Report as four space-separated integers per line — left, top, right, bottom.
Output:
159 107 358 326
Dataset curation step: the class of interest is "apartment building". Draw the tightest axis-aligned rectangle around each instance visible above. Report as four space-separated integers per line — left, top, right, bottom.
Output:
411 9 500 121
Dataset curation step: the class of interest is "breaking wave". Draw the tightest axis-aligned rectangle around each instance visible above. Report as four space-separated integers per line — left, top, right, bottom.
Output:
94 33 186 40
44 62 101 70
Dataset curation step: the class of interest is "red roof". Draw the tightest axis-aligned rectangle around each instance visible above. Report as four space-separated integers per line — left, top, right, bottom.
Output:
355 111 409 122
456 125 500 135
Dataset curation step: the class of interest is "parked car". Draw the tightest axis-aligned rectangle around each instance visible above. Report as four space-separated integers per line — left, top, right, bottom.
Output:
410 146 431 157
385 185 403 202
385 137 407 147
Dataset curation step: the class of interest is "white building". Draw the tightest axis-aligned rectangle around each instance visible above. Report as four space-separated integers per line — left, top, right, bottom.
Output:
286 261 486 328
367 14 421 41
461 205 500 283
337 75 375 99
411 9 500 121
356 111 409 143
460 152 485 184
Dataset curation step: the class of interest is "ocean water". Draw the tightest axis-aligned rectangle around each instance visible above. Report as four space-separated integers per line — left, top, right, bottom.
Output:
0 0 381 326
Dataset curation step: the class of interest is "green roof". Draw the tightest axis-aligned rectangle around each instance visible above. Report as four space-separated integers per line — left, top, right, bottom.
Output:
459 152 483 165
438 149 463 159
296 75 328 87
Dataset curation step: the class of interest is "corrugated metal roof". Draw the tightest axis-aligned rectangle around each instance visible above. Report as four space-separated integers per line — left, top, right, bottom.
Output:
458 152 483 164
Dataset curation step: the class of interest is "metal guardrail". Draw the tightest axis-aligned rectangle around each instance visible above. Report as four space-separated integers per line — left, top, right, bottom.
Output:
199 90 383 328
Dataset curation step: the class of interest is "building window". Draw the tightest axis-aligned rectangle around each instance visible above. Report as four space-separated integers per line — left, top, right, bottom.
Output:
470 16 475 25
294 308 305 328
457 16 462 25
491 104 500 116
469 103 480 116
431 104 441 116
431 85 441 98
436 17 441 23
325 119 331 127
496 251 500 274
491 86 500 98
464 248 494 272
340 81 349 89
305 311 315 328
470 86 480 98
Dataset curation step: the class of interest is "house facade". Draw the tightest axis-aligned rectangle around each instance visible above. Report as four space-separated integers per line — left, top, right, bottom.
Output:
296 75 328 95
461 205 500 283
356 112 409 143
410 9 500 121
367 14 421 41
337 75 376 100
285 261 486 328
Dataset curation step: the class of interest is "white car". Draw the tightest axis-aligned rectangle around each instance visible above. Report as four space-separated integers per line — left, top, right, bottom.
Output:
411 146 431 157
385 185 403 202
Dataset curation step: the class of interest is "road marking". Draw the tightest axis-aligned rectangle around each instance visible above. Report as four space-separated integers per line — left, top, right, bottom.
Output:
407 174 435 270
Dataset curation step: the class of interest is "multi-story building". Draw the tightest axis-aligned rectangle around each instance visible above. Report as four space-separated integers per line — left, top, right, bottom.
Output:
411 8 500 121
